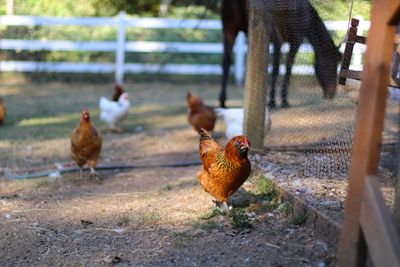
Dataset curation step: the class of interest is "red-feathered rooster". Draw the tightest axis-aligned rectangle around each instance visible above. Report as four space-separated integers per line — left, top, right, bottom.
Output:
187 92 216 133
198 128 251 213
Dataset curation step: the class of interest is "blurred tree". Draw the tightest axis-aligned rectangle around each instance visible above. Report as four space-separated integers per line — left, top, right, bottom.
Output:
171 0 219 13
93 0 161 16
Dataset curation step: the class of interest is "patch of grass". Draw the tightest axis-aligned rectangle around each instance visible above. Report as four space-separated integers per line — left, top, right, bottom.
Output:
228 208 252 229
193 220 221 232
253 175 281 211
255 176 279 200
160 179 198 192
276 200 293 216
161 184 173 191
34 179 49 189
116 215 130 227
172 231 194 249
290 212 308 226
199 207 221 220
137 211 160 226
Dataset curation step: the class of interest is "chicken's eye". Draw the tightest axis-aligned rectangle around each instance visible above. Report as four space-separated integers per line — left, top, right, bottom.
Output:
234 141 241 149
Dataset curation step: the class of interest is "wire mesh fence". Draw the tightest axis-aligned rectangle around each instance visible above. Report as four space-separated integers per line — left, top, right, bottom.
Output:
243 0 399 213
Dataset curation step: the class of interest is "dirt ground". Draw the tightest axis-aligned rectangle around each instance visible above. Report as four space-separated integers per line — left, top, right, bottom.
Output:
0 79 338 266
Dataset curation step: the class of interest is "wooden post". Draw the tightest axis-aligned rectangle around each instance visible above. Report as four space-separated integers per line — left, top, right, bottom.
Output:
243 0 270 153
396 111 400 232
337 0 399 266
115 11 126 85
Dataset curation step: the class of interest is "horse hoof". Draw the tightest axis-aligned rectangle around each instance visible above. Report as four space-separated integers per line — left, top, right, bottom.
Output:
281 101 290 108
268 100 276 108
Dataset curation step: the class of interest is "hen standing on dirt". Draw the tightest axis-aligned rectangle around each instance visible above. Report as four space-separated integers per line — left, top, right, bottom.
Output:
71 109 102 179
187 92 217 133
0 97 5 125
198 129 251 213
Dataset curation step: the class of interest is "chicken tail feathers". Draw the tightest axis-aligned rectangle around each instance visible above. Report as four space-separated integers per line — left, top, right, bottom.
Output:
199 128 212 142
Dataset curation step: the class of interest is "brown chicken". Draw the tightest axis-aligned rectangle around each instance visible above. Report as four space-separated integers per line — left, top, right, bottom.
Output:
198 128 251 213
112 84 124 102
70 109 102 179
0 97 5 125
187 92 216 133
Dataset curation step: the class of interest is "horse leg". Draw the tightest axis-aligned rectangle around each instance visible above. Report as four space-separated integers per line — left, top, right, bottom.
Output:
220 31 237 108
281 42 301 108
268 43 281 108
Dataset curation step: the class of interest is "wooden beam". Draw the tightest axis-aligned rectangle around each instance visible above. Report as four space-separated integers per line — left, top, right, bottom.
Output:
337 0 397 266
243 0 270 153
339 18 359 85
360 176 400 266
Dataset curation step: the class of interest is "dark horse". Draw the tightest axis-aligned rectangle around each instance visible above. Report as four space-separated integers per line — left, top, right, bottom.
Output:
220 0 342 108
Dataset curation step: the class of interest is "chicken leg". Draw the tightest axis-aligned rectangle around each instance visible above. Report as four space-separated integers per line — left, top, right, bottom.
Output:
213 200 230 214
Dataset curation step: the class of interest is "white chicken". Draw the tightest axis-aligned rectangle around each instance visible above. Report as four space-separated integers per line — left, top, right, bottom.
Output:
215 107 271 140
99 92 130 132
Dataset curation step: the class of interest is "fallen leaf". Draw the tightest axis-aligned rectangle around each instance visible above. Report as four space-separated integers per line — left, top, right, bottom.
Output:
80 219 94 226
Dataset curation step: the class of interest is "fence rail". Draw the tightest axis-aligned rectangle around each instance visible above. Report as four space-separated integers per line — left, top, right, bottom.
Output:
0 13 370 84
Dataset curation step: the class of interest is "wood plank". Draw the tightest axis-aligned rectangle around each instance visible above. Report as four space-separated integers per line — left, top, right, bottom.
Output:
360 176 400 267
337 0 398 266
355 35 367 44
243 0 270 152
339 69 362 81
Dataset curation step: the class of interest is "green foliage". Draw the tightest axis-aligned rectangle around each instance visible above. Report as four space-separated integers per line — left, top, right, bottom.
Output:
116 215 130 226
137 211 160 225
93 0 161 16
193 220 221 231
228 208 252 229
255 176 280 202
310 0 371 21
199 207 221 220
276 200 293 216
290 212 308 226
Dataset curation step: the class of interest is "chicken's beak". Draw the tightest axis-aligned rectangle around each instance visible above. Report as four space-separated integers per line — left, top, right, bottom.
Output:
238 144 249 158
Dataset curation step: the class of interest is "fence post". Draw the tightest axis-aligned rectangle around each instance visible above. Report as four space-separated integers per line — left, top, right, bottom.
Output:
353 16 364 70
234 31 246 86
243 0 270 152
115 11 126 84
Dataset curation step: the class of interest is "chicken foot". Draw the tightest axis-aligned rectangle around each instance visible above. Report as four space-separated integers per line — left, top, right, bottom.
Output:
89 167 102 181
213 200 230 214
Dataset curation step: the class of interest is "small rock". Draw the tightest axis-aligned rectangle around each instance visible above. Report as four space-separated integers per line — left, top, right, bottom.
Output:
103 255 121 264
113 228 125 234
244 256 251 264
134 125 144 132
4 213 11 219
292 179 302 188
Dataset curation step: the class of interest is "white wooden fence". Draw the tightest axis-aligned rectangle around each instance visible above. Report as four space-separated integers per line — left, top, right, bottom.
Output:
0 12 370 84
